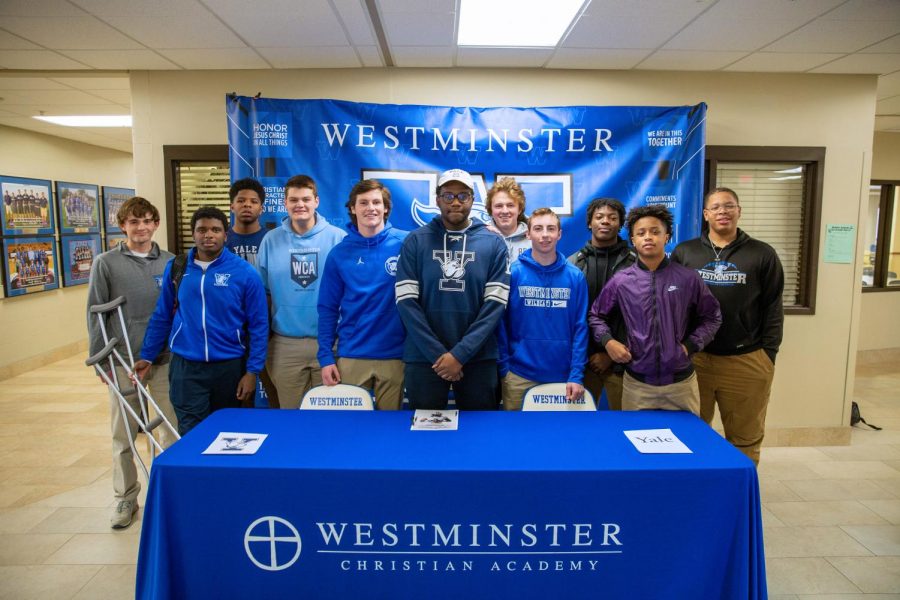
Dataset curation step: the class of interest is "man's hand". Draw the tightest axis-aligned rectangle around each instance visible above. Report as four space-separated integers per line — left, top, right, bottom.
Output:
566 382 585 402
132 359 152 382
604 340 632 364
322 364 341 386
680 343 689 357
588 352 613 374
236 373 257 403
433 353 463 382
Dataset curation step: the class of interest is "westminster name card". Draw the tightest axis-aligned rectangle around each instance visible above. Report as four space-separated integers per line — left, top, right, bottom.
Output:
203 432 268 455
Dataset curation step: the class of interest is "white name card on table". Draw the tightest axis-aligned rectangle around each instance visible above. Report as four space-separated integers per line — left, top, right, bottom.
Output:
202 432 268 455
411 409 459 431
623 428 692 454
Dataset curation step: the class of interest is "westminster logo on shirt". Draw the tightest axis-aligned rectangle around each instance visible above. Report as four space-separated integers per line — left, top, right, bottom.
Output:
696 260 747 286
432 249 474 292
518 286 571 308
291 251 318 288
214 273 231 287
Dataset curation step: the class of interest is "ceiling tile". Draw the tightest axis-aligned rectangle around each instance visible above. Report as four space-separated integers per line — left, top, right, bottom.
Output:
0 0 87 17
356 46 384 68
0 50 91 69
876 94 900 114
103 15 247 49
861 34 900 53
332 0 377 46
823 0 900 22
206 0 350 47
564 15 686 49
255 46 361 68
877 71 900 98
5 89 117 105
51 76 129 90
546 48 650 69
83 89 131 105
764 19 900 53
0 76 70 90
71 0 212 18
0 102 127 117
0 29 41 50
583 0 712 20
457 47 553 68
724 52 845 72
381 13 454 46
664 19 805 52
698 0 844 21
636 50 749 70
391 45 454 67
378 0 455 16
1 17 144 50
157 48 271 70
58 50 180 70
810 53 900 74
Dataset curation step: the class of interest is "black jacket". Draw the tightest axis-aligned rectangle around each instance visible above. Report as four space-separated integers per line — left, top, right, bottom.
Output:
568 239 636 356
671 229 784 363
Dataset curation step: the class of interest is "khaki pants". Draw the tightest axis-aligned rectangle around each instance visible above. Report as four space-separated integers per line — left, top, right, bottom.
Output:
336 357 404 410
109 363 178 502
267 334 322 409
502 371 537 411
583 368 624 410
693 349 775 466
622 372 701 416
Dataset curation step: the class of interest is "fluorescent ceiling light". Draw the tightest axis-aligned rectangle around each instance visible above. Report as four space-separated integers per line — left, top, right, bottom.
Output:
769 175 802 181
773 167 802 174
33 115 132 127
458 0 584 47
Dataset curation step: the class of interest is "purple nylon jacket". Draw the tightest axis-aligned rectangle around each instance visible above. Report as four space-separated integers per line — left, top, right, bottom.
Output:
588 257 722 386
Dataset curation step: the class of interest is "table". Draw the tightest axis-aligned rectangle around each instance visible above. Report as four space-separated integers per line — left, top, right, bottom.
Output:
136 409 767 599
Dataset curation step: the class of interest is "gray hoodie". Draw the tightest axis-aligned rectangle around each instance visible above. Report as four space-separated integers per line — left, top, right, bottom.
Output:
86 241 174 363
501 221 530 264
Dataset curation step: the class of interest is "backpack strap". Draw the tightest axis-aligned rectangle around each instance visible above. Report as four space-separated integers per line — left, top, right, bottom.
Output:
169 253 188 313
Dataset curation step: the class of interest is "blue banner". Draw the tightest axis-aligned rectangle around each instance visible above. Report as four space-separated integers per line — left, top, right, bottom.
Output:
226 97 706 258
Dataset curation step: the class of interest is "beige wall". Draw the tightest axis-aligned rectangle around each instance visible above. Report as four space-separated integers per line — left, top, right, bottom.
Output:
0 125 134 370
130 68 876 430
860 131 900 351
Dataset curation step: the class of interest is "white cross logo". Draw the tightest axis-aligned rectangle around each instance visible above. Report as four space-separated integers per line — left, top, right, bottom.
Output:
244 516 302 571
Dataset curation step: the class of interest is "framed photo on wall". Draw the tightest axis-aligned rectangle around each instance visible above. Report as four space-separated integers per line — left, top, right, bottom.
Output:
101 186 134 234
56 181 100 234
104 233 127 251
2 236 59 297
0 175 55 236
61 234 101 287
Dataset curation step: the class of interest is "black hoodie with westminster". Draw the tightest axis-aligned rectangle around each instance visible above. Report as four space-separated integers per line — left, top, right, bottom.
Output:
671 229 784 363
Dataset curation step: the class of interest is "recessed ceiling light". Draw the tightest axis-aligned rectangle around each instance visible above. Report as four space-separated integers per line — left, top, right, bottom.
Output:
33 115 132 127
458 0 585 47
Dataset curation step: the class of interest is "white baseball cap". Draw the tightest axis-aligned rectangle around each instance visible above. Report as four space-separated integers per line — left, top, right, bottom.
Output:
437 169 474 190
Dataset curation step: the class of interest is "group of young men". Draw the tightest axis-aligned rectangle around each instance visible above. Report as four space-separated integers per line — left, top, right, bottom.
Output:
87 168 783 529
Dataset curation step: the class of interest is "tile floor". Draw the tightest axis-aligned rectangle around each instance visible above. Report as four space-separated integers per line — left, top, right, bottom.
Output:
0 354 899 598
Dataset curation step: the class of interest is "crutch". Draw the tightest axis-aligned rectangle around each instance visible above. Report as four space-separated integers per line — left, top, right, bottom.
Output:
87 297 180 483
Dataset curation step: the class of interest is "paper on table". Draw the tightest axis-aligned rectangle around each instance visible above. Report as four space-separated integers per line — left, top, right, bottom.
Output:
411 409 459 431
623 428 692 454
202 432 268 455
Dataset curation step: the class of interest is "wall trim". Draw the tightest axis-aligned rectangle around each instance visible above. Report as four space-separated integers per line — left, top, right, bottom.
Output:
0 339 88 381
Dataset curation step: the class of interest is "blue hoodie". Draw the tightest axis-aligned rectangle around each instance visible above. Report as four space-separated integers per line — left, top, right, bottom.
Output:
395 217 510 365
499 249 589 384
140 247 269 374
257 213 346 338
317 222 408 366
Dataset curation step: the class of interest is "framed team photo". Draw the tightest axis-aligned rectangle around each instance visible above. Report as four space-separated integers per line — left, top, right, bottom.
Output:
56 181 100 234
60 234 101 287
104 232 127 251
101 186 134 234
2 236 59 297
0 175 55 236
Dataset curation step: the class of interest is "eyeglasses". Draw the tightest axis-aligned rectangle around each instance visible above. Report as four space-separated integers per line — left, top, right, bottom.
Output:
704 203 739 213
438 192 473 204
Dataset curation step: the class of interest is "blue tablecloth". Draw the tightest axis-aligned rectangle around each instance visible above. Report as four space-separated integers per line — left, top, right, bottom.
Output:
137 409 767 599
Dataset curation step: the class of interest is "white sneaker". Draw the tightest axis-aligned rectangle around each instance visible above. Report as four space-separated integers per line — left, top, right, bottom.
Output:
110 499 138 529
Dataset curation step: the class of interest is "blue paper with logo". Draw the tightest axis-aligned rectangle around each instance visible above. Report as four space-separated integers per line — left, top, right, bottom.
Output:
226 97 705 258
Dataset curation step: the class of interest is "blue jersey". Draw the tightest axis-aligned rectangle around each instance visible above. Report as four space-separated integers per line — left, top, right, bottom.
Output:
499 250 589 384
317 223 407 365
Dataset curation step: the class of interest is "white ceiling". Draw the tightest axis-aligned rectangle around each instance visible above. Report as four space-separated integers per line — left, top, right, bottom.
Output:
1 0 899 153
